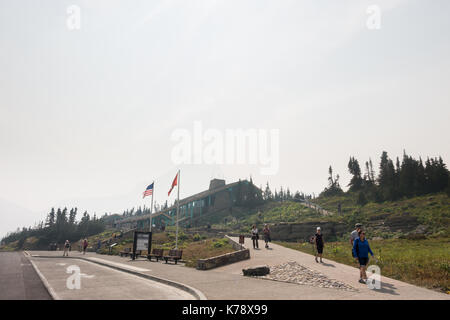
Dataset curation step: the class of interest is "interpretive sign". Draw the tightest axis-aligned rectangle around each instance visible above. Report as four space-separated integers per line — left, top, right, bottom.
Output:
132 231 152 260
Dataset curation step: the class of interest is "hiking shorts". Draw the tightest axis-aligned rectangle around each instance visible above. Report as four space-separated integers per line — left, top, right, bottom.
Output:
316 245 323 254
358 257 369 267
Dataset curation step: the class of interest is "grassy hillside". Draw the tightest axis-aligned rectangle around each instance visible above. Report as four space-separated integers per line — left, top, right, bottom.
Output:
277 237 450 293
312 192 450 239
200 201 323 233
186 192 449 241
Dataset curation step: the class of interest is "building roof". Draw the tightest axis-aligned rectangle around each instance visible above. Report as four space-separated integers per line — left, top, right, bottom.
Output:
116 179 249 224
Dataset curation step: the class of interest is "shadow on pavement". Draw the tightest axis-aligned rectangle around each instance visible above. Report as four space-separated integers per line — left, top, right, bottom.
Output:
372 281 399 295
320 262 335 268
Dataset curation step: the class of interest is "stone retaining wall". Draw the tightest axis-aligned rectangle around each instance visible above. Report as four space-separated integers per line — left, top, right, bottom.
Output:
225 235 245 250
196 248 250 270
196 236 249 270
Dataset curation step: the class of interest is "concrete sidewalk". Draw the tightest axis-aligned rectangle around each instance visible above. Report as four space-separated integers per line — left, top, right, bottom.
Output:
27 243 449 300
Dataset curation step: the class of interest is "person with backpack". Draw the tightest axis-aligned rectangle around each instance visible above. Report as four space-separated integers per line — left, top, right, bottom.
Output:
352 230 374 284
263 224 271 249
251 225 259 249
314 227 324 263
350 223 363 261
63 240 70 257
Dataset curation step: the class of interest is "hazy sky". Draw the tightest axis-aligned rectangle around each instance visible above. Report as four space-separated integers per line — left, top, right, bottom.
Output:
1 0 449 238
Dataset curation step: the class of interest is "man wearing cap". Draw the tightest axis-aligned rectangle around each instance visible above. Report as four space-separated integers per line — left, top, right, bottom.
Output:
314 227 324 263
350 223 363 258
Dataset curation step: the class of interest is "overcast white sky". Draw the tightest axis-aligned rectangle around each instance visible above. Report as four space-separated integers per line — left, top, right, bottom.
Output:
1 0 449 238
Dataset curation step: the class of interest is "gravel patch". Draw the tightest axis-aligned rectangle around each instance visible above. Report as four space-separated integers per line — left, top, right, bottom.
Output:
259 261 356 291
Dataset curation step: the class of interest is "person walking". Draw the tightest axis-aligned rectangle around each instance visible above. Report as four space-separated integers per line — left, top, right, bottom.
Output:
63 240 70 257
352 230 374 284
350 223 363 259
251 225 259 249
263 224 271 249
82 238 88 255
314 227 324 263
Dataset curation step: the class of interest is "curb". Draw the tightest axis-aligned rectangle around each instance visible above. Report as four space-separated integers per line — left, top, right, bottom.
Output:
24 252 60 300
28 253 207 300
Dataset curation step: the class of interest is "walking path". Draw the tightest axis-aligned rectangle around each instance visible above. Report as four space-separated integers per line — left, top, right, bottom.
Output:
222 237 449 299
27 238 449 300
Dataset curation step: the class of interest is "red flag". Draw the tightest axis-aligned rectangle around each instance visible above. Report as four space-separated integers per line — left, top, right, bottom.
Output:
168 172 178 196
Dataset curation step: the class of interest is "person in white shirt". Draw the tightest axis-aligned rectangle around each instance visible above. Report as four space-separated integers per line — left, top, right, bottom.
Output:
251 225 259 249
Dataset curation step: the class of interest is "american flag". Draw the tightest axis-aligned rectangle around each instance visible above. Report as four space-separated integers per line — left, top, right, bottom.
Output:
143 182 154 199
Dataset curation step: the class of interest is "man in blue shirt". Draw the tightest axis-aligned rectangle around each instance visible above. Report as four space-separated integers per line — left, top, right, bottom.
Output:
352 231 374 284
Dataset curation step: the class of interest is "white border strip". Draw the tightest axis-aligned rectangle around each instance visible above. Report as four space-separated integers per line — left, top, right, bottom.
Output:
86 257 151 272
28 258 61 300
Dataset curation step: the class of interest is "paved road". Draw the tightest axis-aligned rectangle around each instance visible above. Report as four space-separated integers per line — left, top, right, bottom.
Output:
29 255 196 299
0 252 51 300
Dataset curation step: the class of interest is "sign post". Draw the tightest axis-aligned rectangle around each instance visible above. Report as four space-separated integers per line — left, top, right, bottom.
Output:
132 231 152 260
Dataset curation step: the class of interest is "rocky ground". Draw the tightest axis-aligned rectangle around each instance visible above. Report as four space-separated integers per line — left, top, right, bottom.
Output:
260 261 356 291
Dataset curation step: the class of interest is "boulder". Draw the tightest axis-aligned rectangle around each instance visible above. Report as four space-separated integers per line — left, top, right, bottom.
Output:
242 265 270 276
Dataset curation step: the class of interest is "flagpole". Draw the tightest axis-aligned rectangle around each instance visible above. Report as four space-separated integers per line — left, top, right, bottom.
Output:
149 181 154 233
175 170 180 249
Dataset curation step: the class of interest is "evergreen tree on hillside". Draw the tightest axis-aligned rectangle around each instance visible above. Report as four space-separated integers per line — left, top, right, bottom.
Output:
264 182 273 201
320 166 343 197
293 191 303 201
348 157 363 191
69 208 77 225
46 208 55 227
369 158 375 182
279 187 285 201
378 151 398 200
286 188 292 200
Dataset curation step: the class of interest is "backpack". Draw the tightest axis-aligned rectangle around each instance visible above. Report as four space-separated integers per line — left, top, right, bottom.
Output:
354 238 360 257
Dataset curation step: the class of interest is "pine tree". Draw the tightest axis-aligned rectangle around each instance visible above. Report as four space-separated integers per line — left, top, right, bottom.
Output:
348 157 363 191
69 208 77 225
264 182 273 201
46 208 55 227
378 151 397 200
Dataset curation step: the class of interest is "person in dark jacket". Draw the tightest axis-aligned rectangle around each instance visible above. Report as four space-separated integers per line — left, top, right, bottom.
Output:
82 238 88 255
352 231 374 284
314 227 324 263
